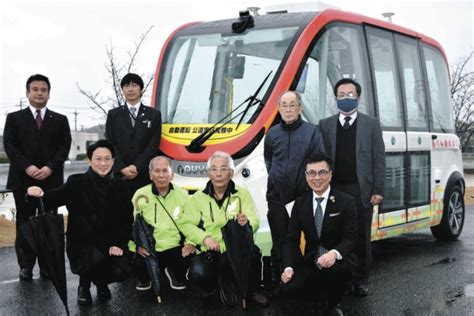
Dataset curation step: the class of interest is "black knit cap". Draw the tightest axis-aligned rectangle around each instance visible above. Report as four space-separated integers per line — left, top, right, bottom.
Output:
120 73 144 90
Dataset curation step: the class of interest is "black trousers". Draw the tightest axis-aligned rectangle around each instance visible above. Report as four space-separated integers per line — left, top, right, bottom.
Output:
132 246 189 283
333 182 373 283
280 260 351 306
78 247 131 288
13 190 55 270
267 201 289 270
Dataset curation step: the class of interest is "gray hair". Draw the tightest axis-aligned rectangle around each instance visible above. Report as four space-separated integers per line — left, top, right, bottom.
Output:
148 156 173 171
278 90 304 108
206 151 235 171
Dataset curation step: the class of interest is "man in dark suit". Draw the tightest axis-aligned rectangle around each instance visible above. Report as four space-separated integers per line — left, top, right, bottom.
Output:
319 78 385 296
3 74 72 280
105 73 161 194
281 153 357 315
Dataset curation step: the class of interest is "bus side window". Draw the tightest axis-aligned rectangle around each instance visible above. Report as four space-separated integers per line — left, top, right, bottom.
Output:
422 45 454 132
395 35 428 130
366 27 404 129
296 23 372 124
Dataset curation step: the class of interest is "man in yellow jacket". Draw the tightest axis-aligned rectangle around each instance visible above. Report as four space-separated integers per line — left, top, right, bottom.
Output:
178 151 269 307
130 156 195 291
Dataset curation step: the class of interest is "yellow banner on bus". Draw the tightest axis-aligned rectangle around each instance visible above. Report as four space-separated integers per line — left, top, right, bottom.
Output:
162 123 252 145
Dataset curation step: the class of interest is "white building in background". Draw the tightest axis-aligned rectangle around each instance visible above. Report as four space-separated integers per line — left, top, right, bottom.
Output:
0 130 101 161
69 131 100 160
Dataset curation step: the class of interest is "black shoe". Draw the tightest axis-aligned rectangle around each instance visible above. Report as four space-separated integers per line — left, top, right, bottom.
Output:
97 284 111 301
250 291 270 307
135 280 152 291
201 288 217 300
19 268 32 281
40 270 49 280
165 267 186 290
326 303 344 316
354 284 369 297
77 286 92 305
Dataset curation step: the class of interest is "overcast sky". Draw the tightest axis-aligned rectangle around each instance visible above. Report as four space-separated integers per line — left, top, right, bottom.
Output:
1 0 472 131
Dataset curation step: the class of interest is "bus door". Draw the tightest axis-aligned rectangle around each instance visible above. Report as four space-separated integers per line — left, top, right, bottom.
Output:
366 26 408 231
366 26 431 232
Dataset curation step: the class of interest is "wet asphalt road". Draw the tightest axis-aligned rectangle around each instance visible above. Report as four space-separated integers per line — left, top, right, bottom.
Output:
1 207 474 315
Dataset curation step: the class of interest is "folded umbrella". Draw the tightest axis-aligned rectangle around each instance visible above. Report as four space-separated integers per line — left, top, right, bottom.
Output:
20 197 69 315
132 195 162 304
221 196 254 309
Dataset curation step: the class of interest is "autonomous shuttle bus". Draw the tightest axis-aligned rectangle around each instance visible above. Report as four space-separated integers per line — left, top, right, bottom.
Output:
152 8 465 256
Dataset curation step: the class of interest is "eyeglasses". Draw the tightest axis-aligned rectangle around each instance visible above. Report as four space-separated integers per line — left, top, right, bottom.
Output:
208 167 231 173
92 157 113 163
279 103 300 110
305 169 330 178
336 92 357 99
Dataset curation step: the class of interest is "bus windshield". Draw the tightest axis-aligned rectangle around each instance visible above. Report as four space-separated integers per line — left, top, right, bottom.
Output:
157 26 300 124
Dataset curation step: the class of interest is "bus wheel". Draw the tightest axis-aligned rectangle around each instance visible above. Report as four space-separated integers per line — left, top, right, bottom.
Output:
431 185 465 241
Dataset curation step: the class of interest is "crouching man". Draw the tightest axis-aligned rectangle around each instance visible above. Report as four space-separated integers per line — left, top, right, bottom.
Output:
281 154 358 315
27 140 132 305
178 151 269 307
130 156 195 292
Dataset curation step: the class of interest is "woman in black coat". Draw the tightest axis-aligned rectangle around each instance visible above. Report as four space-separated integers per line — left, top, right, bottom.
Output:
27 139 133 305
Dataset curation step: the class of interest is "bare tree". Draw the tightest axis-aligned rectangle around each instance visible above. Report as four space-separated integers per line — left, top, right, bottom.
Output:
77 25 155 122
451 51 474 151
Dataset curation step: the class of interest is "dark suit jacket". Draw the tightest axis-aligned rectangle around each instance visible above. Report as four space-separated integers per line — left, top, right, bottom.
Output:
319 112 385 208
283 188 358 269
105 104 161 186
3 108 72 191
42 171 133 275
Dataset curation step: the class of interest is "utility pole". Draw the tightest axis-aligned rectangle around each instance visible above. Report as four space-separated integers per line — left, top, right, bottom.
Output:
17 98 25 109
72 109 79 132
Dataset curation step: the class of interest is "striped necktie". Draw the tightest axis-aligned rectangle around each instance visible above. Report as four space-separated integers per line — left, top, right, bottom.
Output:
130 107 137 127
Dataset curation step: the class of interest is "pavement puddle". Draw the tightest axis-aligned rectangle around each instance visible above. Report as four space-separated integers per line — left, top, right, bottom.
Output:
465 284 474 297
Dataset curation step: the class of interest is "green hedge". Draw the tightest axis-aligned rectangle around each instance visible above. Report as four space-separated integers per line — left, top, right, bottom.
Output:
76 153 88 160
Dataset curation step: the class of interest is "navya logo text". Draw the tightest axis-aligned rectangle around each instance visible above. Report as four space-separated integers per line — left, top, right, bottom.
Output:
175 163 207 176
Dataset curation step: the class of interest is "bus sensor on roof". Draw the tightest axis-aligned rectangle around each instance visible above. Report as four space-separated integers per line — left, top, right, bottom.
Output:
231 10 254 33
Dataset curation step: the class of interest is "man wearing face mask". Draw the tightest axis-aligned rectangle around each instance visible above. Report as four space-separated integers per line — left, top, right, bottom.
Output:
319 78 385 297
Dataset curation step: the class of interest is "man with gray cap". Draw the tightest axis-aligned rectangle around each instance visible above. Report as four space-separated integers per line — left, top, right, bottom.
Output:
105 73 162 194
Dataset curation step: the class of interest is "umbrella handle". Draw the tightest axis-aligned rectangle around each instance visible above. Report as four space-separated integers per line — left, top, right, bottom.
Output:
133 194 149 214
37 197 46 215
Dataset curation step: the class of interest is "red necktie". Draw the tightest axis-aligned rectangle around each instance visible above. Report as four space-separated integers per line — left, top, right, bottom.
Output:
35 109 42 129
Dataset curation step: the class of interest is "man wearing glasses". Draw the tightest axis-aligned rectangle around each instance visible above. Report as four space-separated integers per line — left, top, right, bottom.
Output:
319 78 385 296
264 90 325 288
281 153 357 315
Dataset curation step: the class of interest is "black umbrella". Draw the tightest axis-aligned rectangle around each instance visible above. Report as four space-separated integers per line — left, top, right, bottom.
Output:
221 196 254 309
20 197 69 315
132 195 162 304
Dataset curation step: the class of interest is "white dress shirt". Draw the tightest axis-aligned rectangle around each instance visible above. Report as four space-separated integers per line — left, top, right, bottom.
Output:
29 105 46 120
127 102 140 115
338 111 358 127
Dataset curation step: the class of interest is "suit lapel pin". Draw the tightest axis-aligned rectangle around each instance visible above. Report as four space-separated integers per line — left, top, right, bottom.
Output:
329 195 336 203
